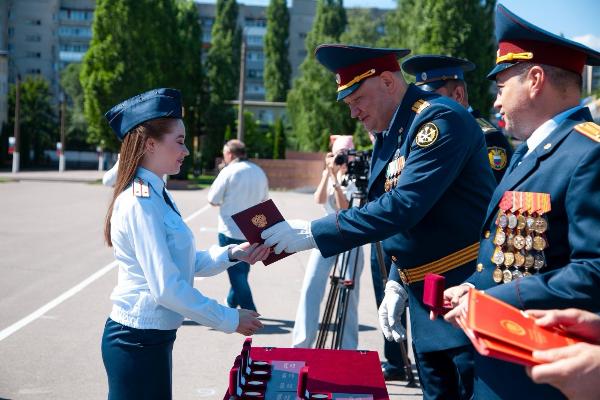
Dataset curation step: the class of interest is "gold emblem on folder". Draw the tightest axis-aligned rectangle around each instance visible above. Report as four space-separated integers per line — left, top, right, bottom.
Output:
251 214 267 228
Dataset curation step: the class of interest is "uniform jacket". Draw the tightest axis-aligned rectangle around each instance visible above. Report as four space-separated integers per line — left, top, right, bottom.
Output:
465 107 600 399
312 84 497 353
471 109 514 183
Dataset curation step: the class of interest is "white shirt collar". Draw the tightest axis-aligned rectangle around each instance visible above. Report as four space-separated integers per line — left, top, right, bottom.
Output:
136 167 165 194
525 105 583 157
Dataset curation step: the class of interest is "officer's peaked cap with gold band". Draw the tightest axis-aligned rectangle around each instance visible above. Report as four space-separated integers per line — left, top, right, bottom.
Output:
402 55 475 92
488 4 600 80
315 44 410 101
105 88 183 141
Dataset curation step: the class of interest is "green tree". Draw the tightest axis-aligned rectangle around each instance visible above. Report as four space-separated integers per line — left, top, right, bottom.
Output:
240 111 273 159
264 0 291 102
60 63 90 150
383 0 495 112
5 77 56 168
204 0 241 167
81 0 203 152
287 0 352 152
340 9 386 46
272 117 286 159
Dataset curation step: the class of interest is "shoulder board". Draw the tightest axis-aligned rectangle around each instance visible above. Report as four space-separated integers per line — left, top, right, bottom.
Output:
476 117 498 133
132 178 150 198
411 99 430 114
574 122 600 143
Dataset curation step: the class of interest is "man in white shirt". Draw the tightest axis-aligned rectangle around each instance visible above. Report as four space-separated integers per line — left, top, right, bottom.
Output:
207 140 269 311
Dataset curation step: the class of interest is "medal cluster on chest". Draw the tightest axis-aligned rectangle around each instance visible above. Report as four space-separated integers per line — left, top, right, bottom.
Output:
491 191 551 284
385 155 405 192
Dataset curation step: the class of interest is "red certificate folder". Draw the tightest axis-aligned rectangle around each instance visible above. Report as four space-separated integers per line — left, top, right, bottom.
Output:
231 199 293 266
458 289 581 366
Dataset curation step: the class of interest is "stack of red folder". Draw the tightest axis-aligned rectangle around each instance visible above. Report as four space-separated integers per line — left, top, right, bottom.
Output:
458 289 581 366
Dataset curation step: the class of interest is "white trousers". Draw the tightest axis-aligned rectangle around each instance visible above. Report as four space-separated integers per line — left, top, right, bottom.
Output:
292 246 364 349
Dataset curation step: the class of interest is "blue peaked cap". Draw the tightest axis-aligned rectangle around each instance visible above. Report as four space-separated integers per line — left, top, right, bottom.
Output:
315 44 410 100
105 88 183 141
488 4 600 79
402 55 475 91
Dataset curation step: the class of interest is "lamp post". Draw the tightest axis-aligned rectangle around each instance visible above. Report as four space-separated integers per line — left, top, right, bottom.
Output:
59 92 66 172
237 29 247 141
11 74 21 174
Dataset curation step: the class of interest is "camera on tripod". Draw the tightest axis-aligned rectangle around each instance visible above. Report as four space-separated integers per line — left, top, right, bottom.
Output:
333 149 372 191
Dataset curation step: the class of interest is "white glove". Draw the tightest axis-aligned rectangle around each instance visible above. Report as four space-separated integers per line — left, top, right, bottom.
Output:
378 280 409 342
260 219 317 254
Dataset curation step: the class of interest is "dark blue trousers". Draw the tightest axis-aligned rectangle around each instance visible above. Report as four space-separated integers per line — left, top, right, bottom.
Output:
218 233 257 311
101 318 177 400
413 344 474 400
369 243 405 367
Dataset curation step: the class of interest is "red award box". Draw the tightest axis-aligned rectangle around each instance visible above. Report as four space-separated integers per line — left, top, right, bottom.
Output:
231 199 293 266
458 288 581 366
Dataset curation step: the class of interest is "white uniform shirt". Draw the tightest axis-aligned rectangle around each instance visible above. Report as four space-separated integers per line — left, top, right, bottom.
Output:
525 105 584 157
207 159 269 240
109 167 239 332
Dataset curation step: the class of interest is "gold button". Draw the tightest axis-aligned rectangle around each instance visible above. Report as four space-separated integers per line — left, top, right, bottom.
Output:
476 263 484 272
484 230 491 239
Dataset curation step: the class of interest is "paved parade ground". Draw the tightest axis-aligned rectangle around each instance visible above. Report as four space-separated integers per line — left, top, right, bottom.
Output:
0 171 422 399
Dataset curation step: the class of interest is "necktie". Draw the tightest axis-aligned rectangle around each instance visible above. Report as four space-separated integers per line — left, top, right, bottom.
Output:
162 188 181 216
506 142 529 174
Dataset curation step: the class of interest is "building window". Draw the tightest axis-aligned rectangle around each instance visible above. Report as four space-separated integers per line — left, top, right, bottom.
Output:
26 19 42 25
58 26 92 38
26 51 42 58
26 68 42 74
60 44 89 52
299 32 307 39
26 34 42 42
245 18 267 27
59 9 93 21
247 35 263 46
8 27 14 38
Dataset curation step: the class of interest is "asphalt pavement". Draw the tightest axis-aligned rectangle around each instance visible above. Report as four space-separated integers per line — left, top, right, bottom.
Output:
0 171 423 399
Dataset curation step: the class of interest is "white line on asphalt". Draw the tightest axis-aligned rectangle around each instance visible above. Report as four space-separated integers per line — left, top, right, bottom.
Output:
0 203 213 342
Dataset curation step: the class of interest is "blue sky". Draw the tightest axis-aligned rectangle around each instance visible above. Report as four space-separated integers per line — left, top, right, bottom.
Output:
197 0 600 50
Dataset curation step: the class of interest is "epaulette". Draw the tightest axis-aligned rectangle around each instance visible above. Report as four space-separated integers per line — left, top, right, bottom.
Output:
411 99 430 114
476 117 498 134
574 122 600 143
132 178 150 198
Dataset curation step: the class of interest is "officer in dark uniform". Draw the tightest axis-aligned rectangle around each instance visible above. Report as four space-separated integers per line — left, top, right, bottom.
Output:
442 4 600 399
402 54 514 183
262 44 497 399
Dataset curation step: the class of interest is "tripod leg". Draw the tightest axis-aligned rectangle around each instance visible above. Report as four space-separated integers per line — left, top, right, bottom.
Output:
316 255 341 349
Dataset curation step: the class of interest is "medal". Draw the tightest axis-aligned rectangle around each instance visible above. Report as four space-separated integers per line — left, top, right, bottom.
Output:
534 217 548 233
526 216 535 230
507 214 518 229
517 215 526 230
533 235 547 251
492 248 505 265
503 252 515 267
502 269 513 283
506 233 514 248
513 234 525 250
493 268 503 283
514 252 525 267
498 214 508 228
534 253 545 270
525 235 533 251
512 269 523 279
494 230 506 246
524 254 535 268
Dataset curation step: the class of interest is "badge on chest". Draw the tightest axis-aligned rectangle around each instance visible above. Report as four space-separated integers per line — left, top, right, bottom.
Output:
384 150 405 192
490 191 551 284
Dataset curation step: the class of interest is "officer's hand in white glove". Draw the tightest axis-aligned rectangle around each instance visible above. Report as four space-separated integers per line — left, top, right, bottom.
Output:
379 280 409 342
261 219 316 254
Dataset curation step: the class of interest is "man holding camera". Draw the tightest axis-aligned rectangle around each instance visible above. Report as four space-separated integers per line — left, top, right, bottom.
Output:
262 45 496 399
